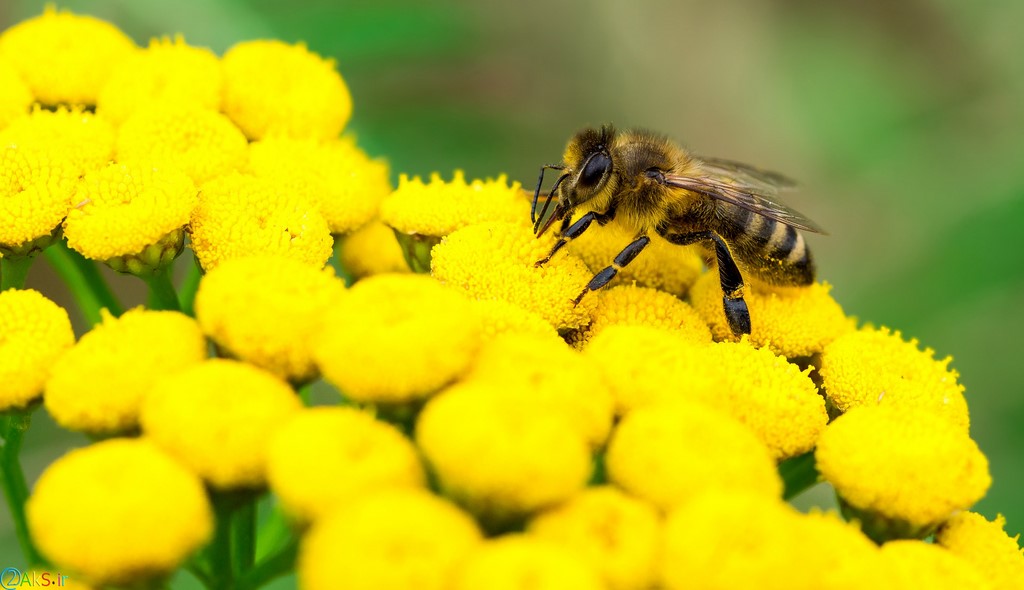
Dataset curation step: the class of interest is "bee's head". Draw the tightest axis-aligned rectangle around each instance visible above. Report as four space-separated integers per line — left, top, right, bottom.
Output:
561 125 615 209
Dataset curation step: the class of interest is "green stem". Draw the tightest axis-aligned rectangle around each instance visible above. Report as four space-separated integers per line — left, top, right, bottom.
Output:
0 256 33 290
43 243 122 324
237 537 298 590
143 268 181 311
1 409 43 566
178 256 203 317
779 451 820 500
206 494 236 590
231 501 256 578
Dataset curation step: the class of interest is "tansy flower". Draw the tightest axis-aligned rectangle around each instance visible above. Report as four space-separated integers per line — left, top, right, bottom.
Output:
881 540 992 590
431 220 597 331
0 7 136 106
339 220 411 279
528 486 661 590
189 172 333 271
116 104 248 184
299 489 482 590
0 58 32 129
140 359 302 489
0 289 73 410
194 255 346 383
468 297 560 340
97 35 222 125
605 400 781 511
452 535 604 590
0 106 116 177
569 221 703 297
416 382 592 525
26 438 212 587
313 274 482 405
44 308 206 435
0 146 77 256
572 283 711 347
63 162 197 273
936 512 1024 589
222 40 351 141
690 271 853 358
818 326 968 429
266 407 426 524
248 135 391 234
815 404 991 542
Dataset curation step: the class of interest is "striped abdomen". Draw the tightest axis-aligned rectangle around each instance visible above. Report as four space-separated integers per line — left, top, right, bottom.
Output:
716 202 815 286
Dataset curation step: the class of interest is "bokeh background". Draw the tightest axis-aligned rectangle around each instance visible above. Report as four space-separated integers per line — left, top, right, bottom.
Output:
2 0 1022 565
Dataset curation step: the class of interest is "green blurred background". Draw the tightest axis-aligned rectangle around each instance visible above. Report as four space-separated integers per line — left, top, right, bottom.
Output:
2 0 1022 568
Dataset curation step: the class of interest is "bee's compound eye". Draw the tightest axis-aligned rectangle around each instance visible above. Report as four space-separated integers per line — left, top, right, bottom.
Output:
578 152 611 188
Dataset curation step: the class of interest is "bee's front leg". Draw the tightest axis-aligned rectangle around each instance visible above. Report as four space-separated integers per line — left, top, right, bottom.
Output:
534 206 616 267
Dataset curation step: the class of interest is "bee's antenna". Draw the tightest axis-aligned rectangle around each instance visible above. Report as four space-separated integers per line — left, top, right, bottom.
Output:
531 164 565 225
533 172 568 235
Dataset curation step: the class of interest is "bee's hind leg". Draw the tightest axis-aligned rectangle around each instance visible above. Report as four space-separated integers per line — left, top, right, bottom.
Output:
572 235 650 305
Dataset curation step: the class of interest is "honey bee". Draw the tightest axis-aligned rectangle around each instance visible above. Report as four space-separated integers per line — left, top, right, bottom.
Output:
531 125 825 335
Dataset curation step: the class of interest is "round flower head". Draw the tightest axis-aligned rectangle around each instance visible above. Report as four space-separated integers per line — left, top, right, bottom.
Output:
97 35 222 125
313 274 483 404
431 220 597 331
0 106 116 177
299 489 482 590
267 407 425 524
416 381 592 524
63 162 197 273
469 297 561 340
26 438 212 587
936 512 1024 589
0 146 77 255
573 283 711 347
818 326 968 430
116 104 248 184
195 255 346 383
339 220 411 279
45 309 206 435
0 7 136 106
816 404 991 541
0 289 73 410
381 171 525 238
0 58 32 129
528 486 661 590
189 172 333 271
569 221 703 297
222 40 351 140
452 536 604 590
690 272 853 358
140 359 302 489
606 400 781 511
881 540 992 590
248 135 391 234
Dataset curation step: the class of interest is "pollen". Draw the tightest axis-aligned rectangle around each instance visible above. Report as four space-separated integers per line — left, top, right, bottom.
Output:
936 512 1024 589
0 106 116 177
0 145 78 254
452 536 604 590
339 220 411 279
0 289 74 411
0 58 32 129
573 283 711 347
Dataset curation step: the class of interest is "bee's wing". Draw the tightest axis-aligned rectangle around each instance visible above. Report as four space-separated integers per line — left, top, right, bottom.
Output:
697 157 798 191
663 171 827 235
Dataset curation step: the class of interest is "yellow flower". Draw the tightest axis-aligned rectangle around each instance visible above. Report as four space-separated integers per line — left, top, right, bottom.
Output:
569 221 703 297
63 162 197 272
815 405 990 540
464 332 614 448
468 297 561 340
431 221 597 331
313 274 482 404
26 438 212 587
194 255 346 383
881 540 993 590
267 407 425 524
248 135 391 234
452 535 604 590
0 289 73 410
0 106 116 177
97 35 222 125
44 308 206 435
936 512 1024 589
339 219 411 279
0 146 76 255
691 271 854 358
380 171 525 238
573 283 711 347
222 40 351 141
605 400 781 511
299 489 481 590
0 7 136 106
140 359 302 489
528 486 661 590
0 58 32 129
818 326 968 430
116 104 248 184
189 172 333 271
416 381 592 523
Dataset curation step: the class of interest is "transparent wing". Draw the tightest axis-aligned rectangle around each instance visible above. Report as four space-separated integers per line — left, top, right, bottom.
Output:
697 156 798 192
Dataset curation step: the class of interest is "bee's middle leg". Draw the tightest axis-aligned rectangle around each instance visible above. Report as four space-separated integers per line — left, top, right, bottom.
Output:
572 235 650 305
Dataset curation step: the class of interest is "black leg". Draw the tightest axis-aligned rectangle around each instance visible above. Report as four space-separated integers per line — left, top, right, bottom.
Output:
572 235 651 305
535 205 617 267
658 228 751 335
531 164 565 225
